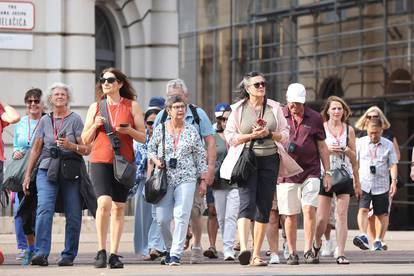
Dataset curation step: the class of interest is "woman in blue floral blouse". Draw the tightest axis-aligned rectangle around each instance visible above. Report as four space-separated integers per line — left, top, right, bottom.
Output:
147 95 207 266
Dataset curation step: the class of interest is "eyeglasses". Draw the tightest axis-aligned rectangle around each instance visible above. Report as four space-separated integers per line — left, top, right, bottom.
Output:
252 81 266 89
146 121 154 126
26 99 40 105
219 117 228 122
171 104 186 110
367 115 379 119
99 77 117 84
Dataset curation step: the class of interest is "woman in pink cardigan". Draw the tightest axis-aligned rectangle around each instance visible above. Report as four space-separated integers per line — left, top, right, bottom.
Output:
220 72 302 266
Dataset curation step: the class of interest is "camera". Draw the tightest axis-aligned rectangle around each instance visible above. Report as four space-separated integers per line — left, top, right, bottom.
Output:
50 145 60 159
370 165 376 174
169 158 177 169
288 142 297 153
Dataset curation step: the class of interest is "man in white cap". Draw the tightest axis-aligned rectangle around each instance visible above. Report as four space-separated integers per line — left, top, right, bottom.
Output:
277 83 332 265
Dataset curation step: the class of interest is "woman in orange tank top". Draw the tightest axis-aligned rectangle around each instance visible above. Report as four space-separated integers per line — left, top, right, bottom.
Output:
82 68 146 269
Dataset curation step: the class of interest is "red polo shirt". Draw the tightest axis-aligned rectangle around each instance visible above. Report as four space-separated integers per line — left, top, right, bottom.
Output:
281 105 326 183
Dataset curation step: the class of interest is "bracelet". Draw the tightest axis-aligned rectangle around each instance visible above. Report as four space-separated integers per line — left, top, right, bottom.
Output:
76 145 79 151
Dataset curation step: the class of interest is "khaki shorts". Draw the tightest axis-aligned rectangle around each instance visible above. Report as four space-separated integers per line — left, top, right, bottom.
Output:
277 178 320 215
191 183 206 219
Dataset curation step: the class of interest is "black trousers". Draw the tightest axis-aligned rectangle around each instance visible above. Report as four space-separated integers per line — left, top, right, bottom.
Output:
238 153 279 223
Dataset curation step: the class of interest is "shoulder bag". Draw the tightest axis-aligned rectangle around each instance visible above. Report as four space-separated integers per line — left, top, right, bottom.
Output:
144 123 168 204
331 123 353 193
100 99 137 190
3 150 31 192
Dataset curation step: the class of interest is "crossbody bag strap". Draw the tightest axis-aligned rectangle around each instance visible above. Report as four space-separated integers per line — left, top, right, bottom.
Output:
162 123 166 159
99 99 121 155
340 122 349 163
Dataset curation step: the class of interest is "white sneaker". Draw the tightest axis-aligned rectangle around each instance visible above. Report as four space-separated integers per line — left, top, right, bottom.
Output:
333 246 339 259
283 241 289 260
269 253 280 264
321 240 334 257
190 246 203 264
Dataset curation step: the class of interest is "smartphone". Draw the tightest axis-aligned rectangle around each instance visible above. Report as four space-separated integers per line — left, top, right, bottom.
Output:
119 123 129 127
58 132 66 139
256 118 267 127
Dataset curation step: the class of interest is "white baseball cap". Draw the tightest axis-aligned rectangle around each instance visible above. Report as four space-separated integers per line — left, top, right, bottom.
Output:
286 83 306 104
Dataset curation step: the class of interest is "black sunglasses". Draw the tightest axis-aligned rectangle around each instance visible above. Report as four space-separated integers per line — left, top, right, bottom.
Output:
99 77 117 84
252 81 266 89
26 99 40 104
146 121 154 126
367 115 379 120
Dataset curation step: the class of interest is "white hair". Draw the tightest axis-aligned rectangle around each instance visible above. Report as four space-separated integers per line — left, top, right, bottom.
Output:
165 78 188 95
47 82 73 108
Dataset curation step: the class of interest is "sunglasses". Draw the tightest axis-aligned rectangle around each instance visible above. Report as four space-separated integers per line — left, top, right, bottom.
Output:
367 115 379 119
99 77 117 84
26 99 40 104
252 81 266 89
146 121 154 126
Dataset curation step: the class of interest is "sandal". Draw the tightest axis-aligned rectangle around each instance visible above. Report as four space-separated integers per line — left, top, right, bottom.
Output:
313 242 322 258
250 256 268 267
336 256 350 265
237 250 251 265
183 233 193 250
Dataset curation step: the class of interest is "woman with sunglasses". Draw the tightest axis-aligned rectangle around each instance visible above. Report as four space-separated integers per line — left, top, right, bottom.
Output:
82 68 146 269
11 88 44 265
133 98 166 261
220 71 301 266
355 106 400 251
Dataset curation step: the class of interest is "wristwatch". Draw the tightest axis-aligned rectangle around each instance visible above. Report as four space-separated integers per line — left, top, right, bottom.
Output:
325 170 333 176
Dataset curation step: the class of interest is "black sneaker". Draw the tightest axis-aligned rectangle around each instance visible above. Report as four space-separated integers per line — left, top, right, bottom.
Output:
108 254 124 269
58 258 74 266
160 252 171 265
31 254 49 266
94 249 107 268
304 250 319 264
286 253 299 265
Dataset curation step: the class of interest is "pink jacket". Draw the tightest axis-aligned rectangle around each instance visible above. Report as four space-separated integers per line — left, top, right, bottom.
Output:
220 99 303 180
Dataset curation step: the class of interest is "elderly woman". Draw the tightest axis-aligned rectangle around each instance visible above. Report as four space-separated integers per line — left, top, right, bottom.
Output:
148 95 207 266
314 96 361 264
22 83 90 266
220 71 301 266
12 88 43 265
82 68 146 269
355 106 399 251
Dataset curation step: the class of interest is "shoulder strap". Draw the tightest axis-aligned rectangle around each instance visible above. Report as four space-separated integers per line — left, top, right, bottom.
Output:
346 122 349 146
99 99 121 155
160 110 168 124
189 104 200 125
162 123 166 159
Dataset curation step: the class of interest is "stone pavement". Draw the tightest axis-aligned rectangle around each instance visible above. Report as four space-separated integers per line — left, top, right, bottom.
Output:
1 230 414 275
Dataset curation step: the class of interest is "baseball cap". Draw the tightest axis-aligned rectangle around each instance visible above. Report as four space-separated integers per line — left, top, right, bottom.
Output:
147 96 165 110
286 83 306 104
215 103 231 118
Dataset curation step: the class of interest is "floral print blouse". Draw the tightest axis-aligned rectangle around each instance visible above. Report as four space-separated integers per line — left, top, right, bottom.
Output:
148 122 208 187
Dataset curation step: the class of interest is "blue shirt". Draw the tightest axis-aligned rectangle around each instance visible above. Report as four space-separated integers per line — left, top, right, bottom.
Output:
13 115 40 152
134 132 149 182
153 105 215 141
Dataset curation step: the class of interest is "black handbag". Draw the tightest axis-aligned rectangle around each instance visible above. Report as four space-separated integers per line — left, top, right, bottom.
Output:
330 124 353 192
230 140 257 186
100 99 137 190
60 153 82 180
145 123 168 204
3 150 31 192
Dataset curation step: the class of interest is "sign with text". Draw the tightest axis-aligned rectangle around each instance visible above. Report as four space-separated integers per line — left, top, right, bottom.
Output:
0 1 34 30
0 33 33 50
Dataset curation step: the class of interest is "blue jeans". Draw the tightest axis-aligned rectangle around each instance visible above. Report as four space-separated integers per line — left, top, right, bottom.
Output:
133 179 153 255
35 169 82 260
148 204 165 252
13 193 28 250
155 182 195 258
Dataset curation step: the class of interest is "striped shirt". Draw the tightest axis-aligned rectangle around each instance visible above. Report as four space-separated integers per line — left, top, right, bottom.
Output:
356 136 398 195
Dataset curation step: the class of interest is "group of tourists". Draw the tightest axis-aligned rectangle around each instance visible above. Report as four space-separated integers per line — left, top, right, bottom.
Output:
0 68 405 268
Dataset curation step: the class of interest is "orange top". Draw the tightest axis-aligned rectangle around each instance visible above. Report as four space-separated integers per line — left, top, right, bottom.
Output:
90 98 135 164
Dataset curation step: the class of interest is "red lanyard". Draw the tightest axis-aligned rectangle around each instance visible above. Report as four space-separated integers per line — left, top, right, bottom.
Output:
27 118 40 145
368 143 379 162
327 123 344 145
53 116 65 141
172 128 182 155
291 116 303 139
107 98 122 130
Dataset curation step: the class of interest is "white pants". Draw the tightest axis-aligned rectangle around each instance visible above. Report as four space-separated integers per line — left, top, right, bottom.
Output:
213 188 239 259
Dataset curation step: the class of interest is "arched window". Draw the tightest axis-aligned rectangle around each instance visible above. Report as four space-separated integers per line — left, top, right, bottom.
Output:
319 76 344 99
95 7 115 78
